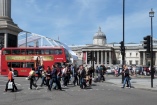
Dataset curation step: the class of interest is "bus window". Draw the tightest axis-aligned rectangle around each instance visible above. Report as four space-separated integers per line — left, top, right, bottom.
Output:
21 49 25 55
65 49 70 61
41 49 45 55
55 49 62 55
55 49 58 55
45 49 50 55
25 62 34 68
55 62 62 68
3 49 11 55
58 49 62 54
7 62 11 67
21 62 26 68
35 49 41 55
26 49 34 55
11 62 21 68
12 49 20 55
49 49 55 54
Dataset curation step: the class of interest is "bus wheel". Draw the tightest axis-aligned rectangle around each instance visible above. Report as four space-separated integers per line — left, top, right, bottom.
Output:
14 70 18 77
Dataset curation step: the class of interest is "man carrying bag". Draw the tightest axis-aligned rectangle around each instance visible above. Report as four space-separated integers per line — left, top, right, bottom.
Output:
28 68 38 90
5 68 18 92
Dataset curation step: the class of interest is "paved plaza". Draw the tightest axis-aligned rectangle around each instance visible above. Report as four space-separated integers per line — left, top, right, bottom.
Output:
0 75 157 105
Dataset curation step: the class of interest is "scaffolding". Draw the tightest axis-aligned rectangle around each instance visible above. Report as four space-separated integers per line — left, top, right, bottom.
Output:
18 32 78 62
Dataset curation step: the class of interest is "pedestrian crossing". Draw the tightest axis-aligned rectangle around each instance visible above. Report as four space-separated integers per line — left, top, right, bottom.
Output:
1 81 135 95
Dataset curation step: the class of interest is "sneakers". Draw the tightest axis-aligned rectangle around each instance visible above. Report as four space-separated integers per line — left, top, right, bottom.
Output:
28 88 32 90
35 87 38 90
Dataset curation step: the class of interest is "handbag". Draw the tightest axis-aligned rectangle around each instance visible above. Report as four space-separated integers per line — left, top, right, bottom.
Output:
8 81 13 89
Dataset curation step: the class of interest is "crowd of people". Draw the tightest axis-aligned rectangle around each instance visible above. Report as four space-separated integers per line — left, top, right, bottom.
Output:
27 64 108 90
4 64 135 92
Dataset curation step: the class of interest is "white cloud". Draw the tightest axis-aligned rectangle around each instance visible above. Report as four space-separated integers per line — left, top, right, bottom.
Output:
11 0 157 45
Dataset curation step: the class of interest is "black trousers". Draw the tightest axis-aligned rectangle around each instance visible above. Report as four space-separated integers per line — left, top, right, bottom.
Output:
73 75 78 85
89 78 92 85
5 79 18 92
46 79 51 90
57 77 62 90
30 78 37 89
63 76 68 86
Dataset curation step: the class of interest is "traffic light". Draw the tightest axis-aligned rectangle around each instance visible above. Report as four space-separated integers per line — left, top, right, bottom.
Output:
119 41 125 56
87 51 92 61
143 35 151 53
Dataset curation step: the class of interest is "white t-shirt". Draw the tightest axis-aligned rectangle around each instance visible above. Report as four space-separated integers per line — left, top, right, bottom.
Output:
133 67 136 71
62 68 66 74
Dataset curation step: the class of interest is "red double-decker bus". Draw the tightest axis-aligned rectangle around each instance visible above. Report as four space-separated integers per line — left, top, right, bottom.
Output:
0 47 71 76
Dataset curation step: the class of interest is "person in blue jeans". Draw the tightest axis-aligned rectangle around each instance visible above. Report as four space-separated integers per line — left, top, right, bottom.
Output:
79 65 87 89
50 65 62 90
122 66 131 88
40 69 46 87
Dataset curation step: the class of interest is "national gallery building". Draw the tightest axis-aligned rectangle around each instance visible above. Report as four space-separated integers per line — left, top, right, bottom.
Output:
69 27 157 67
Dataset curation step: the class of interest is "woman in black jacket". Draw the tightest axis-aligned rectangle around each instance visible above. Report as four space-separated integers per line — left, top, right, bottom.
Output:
79 65 87 89
122 66 131 88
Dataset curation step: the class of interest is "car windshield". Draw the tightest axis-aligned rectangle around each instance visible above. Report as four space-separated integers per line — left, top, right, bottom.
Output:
136 67 141 70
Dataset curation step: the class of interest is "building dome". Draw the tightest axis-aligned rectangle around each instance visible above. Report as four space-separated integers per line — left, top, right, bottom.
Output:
93 27 106 39
93 27 106 45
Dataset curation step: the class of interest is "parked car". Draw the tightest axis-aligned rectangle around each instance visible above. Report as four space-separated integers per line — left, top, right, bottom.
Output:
106 67 115 74
143 66 150 76
135 66 143 75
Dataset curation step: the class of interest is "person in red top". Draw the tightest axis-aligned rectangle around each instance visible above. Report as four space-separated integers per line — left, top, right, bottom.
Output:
5 68 18 92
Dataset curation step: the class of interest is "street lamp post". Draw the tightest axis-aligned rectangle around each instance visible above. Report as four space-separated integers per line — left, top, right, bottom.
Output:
121 0 125 83
149 8 154 88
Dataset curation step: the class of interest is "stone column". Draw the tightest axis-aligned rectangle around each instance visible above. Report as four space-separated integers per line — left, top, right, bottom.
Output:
105 51 107 65
155 52 157 66
90 51 92 65
97 51 99 65
4 33 7 48
101 51 103 64
109 51 112 65
139 52 141 65
0 0 11 17
143 52 146 66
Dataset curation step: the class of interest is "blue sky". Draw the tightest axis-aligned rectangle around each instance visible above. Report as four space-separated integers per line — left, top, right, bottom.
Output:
12 0 157 45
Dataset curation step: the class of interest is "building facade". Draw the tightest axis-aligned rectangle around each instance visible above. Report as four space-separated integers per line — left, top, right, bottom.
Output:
70 27 157 67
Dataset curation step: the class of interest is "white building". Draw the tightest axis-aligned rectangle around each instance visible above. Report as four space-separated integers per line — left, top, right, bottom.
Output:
69 27 157 67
